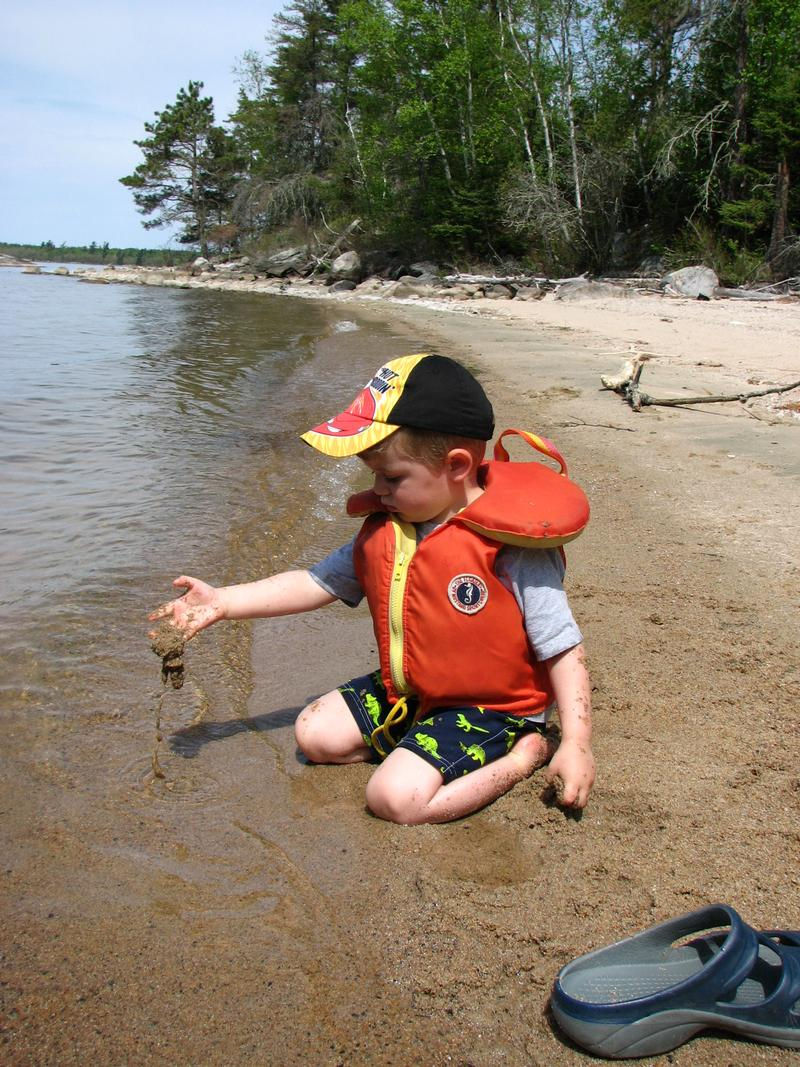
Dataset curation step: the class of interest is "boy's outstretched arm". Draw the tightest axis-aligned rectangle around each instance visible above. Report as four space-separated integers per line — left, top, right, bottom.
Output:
544 643 595 808
149 571 337 640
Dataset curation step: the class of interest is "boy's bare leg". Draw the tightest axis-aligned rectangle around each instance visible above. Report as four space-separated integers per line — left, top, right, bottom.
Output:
295 689 372 764
365 731 553 825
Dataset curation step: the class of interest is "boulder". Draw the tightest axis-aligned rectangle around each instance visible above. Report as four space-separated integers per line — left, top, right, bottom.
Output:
514 285 546 301
191 256 213 275
441 285 473 300
409 260 440 278
329 279 357 292
483 283 515 300
21 265 42 274
330 250 362 282
253 247 310 277
356 276 386 293
661 265 719 299
388 279 440 299
216 257 250 271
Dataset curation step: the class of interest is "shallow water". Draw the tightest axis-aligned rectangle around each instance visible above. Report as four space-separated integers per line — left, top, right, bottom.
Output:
0 266 426 854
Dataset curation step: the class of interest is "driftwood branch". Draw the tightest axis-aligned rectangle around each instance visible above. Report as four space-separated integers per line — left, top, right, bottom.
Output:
308 218 363 273
602 358 800 412
600 355 650 410
640 380 800 407
321 218 361 261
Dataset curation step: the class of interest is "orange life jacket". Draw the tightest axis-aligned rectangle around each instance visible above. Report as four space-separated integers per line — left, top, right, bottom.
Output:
348 430 589 721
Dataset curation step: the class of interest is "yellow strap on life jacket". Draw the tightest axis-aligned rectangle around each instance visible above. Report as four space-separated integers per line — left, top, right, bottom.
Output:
370 696 412 758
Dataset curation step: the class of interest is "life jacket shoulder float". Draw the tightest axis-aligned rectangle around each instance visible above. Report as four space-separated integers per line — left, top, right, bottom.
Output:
349 429 589 720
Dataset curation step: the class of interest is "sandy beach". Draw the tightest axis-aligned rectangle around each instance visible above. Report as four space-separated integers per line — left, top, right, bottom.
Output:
3 281 799 1065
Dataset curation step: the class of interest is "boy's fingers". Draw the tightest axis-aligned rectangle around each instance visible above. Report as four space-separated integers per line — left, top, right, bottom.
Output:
148 602 174 621
173 575 193 590
561 784 578 807
566 779 590 809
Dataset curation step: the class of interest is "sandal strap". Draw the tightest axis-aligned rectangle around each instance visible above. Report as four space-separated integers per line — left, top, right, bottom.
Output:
554 905 760 1024
713 931 800 1027
762 929 800 948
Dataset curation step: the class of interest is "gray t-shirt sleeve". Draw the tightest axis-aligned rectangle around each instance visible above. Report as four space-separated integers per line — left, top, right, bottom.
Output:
308 537 364 607
495 546 583 661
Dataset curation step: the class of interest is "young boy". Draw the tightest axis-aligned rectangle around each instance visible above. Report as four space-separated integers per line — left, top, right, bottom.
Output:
150 353 594 825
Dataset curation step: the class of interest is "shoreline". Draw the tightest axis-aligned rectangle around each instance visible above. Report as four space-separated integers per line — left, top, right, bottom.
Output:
48 260 800 408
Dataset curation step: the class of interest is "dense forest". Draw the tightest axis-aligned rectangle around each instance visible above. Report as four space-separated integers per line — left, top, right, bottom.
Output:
120 0 799 281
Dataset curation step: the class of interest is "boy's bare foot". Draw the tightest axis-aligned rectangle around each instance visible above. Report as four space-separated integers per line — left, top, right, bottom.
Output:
506 730 556 779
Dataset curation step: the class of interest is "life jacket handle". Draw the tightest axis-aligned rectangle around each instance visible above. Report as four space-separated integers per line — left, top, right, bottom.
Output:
493 428 568 476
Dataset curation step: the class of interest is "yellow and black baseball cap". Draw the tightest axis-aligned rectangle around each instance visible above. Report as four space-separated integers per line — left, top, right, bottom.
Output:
301 353 495 458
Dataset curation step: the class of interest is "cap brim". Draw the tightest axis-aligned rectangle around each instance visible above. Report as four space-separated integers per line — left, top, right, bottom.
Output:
301 414 400 457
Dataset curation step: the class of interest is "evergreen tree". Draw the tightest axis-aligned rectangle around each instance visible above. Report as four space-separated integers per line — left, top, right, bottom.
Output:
120 82 239 255
228 3 347 238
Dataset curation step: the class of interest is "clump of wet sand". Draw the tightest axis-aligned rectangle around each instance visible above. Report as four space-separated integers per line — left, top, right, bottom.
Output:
150 622 185 689
149 623 186 779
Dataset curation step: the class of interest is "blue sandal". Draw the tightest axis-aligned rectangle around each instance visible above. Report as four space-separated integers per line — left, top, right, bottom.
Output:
550 904 800 1058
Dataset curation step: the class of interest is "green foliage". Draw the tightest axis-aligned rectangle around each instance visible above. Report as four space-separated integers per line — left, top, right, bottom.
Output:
113 0 797 272
718 194 772 236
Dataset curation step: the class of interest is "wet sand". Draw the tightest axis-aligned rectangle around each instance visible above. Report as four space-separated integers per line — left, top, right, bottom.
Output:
3 292 799 1065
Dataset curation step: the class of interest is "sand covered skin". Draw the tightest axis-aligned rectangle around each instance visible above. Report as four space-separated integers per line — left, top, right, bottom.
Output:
3 292 799 1065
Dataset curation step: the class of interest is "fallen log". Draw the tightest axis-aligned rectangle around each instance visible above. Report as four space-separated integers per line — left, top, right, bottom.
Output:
639 380 800 408
601 358 800 412
713 287 783 301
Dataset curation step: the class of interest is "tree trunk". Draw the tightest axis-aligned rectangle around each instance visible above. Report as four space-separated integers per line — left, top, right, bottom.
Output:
727 0 749 201
767 156 790 265
423 98 454 191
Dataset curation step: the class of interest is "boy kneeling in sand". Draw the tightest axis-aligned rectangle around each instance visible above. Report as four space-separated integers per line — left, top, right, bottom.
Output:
150 354 595 824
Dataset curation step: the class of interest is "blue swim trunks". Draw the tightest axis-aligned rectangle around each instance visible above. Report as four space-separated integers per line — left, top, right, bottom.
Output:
339 670 547 784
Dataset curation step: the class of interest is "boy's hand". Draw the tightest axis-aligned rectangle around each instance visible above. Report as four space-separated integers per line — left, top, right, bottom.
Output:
545 738 595 809
148 575 225 641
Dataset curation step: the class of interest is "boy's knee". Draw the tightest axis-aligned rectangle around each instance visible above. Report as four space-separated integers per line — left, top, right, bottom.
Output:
295 699 325 760
295 692 367 764
365 773 428 825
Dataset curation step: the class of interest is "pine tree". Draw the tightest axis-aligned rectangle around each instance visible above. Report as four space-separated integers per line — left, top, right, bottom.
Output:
120 82 239 255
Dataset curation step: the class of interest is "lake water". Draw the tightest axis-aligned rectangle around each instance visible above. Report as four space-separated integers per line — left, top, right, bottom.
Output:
0 266 424 783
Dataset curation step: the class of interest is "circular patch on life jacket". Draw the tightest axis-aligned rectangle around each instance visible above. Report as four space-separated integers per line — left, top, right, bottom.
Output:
447 574 489 614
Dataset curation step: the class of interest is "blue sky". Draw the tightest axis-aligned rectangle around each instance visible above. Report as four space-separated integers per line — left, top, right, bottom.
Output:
0 1 284 249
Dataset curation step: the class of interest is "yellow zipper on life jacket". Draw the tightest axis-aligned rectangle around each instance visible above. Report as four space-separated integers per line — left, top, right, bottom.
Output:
388 518 416 695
